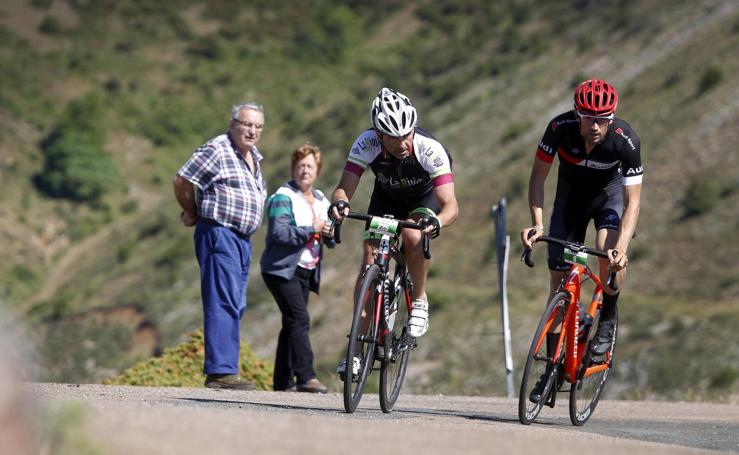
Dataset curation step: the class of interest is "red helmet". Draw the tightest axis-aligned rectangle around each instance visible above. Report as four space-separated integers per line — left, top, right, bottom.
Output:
574 79 618 117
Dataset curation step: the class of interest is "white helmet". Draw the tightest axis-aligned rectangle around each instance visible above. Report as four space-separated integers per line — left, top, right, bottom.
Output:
370 87 417 137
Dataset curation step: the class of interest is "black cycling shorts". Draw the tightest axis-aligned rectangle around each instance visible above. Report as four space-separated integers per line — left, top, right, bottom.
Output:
367 182 441 221
547 180 623 271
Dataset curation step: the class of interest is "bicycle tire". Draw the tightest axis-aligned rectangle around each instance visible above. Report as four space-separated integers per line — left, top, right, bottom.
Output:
569 308 618 426
343 264 382 413
518 291 569 425
379 272 412 413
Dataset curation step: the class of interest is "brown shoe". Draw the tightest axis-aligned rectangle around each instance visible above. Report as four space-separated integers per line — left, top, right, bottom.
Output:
296 378 328 394
205 374 257 390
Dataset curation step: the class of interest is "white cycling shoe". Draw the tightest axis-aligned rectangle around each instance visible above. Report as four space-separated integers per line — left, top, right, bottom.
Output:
336 355 361 380
409 299 429 338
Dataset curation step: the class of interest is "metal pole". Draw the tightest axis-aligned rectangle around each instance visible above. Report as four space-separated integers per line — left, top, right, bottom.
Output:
492 198 514 398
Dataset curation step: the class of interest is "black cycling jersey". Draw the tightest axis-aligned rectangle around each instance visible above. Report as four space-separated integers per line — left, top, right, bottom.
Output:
536 110 643 271
536 110 643 193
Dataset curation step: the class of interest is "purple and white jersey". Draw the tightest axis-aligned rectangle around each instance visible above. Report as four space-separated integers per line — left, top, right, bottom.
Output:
344 127 453 199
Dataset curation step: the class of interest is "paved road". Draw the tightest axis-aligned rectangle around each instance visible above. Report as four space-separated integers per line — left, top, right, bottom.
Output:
26 384 739 454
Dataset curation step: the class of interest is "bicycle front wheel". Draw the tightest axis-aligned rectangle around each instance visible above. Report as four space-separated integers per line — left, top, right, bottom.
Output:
569 309 618 426
343 264 382 413
379 274 412 413
518 291 569 425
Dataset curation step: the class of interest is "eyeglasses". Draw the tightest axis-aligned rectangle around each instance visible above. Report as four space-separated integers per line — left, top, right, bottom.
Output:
232 119 264 130
576 112 613 125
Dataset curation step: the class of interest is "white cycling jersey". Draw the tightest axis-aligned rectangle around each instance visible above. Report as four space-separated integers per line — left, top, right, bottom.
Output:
344 127 453 199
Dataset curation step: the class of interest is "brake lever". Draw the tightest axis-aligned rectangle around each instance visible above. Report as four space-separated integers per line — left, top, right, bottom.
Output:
606 250 620 291
332 219 342 244
521 230 537 268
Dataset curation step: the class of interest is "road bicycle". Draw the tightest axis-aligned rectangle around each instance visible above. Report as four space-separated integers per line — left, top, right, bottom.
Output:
332 211 430 413
518 235 619 426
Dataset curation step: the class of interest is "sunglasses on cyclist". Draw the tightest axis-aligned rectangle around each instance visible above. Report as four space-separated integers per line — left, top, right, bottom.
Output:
576 111 614 124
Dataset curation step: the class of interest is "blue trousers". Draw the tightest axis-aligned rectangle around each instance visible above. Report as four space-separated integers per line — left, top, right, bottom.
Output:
194 219 252 375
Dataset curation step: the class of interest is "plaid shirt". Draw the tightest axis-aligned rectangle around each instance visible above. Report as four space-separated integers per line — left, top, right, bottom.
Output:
178 133 267 235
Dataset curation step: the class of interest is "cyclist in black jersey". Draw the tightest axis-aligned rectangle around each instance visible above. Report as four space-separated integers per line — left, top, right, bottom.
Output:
521 79 643 358
330 88 459 350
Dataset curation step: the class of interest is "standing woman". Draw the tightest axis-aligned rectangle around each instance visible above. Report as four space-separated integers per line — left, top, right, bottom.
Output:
260 144 334 393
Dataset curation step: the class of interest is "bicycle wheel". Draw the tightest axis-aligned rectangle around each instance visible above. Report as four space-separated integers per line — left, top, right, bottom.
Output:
379 273 412 413
343 264 382 413
518 291 569 425
569 308 618 426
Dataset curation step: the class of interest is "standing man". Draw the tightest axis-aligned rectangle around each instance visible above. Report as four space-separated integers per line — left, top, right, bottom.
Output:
520 79 642 402
174 102 267 390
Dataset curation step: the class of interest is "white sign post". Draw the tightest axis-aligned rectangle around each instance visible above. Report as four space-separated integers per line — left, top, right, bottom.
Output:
492 198 514 398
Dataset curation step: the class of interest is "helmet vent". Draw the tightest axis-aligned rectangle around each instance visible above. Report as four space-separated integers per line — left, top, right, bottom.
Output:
370 87 418 136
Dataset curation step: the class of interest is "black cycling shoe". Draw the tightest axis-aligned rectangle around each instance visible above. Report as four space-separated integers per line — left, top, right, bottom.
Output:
529 370 550 404
591 319 615 356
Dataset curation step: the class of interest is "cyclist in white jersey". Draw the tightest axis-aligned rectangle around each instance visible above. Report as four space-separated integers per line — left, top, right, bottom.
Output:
330 88 459 352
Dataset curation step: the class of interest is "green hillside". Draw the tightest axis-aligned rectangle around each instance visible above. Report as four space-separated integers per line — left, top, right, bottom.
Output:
0 0 737 400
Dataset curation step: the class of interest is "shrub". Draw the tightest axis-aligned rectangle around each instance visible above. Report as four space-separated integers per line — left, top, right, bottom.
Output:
36 94 118 202
11 265 36 283
682 176 720 218
291 5 360 64
120 199 138 214
103 329 273 389
116 242 134 263
710 368 738 390
39 16 61 34
37 138 118 202
103 78 121 93
697 65 725 95
186 35 226 61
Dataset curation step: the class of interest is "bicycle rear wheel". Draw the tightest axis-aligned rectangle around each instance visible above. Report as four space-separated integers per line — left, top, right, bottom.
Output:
343 264 382 413
518 291 569 425
379 273 412 413
569 309 618 426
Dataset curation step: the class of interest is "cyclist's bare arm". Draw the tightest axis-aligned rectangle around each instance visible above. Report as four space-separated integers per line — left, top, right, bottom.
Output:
609 183 641 270
331 170 361 219
522 157 552 248
428 182 458 233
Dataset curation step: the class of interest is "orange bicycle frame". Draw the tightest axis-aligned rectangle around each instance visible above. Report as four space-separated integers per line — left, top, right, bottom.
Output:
547 263 606 383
